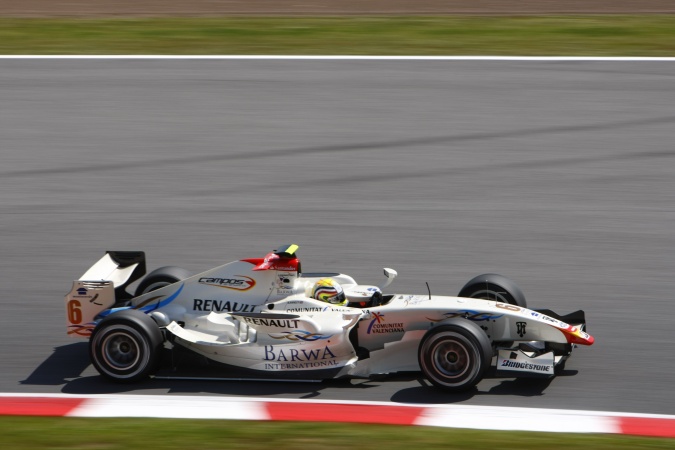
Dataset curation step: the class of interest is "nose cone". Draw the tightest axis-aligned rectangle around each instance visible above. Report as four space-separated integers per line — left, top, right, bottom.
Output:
564 327 595 346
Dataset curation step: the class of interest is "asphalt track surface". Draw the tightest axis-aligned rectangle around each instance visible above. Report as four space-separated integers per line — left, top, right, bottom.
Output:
2 59 675 416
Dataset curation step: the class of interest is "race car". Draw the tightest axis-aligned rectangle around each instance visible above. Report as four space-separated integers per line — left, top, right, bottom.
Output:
64 244 594 392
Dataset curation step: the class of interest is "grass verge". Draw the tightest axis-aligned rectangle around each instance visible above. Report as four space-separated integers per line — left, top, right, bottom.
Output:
1 16 675 55
1 417 673 449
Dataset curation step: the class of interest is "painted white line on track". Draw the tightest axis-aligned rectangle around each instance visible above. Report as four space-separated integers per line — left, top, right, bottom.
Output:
1 55 675 61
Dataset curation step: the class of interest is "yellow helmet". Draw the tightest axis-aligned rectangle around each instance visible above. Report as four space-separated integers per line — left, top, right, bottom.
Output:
311 278 347 305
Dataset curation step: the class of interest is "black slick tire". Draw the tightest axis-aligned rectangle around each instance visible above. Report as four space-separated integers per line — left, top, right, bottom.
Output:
418 320 492 392
135 266 191 296
458 273 527 308
89 309 163 383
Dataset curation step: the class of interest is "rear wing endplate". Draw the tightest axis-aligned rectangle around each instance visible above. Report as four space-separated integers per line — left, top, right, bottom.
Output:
65 251 147 338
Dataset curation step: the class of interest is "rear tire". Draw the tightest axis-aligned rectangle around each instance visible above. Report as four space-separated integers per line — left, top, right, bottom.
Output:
418 320 492 392
135 266 191 296
458 273 527 308
89 309 163 383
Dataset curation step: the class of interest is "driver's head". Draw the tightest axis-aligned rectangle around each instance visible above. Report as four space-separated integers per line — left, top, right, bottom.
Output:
311 278 347 305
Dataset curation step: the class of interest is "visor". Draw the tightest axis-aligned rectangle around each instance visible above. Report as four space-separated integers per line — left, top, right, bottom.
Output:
327 291 346 304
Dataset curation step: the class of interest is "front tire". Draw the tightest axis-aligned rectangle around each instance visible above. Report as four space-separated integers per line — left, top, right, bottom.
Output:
458 273 527 308
418 320 492 392
89 309 163 382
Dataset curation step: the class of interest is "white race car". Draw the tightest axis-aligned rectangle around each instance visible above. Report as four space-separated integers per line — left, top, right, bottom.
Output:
65 245 594 392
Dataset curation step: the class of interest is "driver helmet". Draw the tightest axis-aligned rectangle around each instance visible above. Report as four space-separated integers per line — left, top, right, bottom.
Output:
311 278 347 305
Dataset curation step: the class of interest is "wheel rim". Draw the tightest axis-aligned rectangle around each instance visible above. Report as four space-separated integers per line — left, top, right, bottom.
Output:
431 338 471 379
101 331 141 370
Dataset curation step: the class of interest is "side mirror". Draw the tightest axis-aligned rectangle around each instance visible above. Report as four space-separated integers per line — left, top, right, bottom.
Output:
378 268 398 290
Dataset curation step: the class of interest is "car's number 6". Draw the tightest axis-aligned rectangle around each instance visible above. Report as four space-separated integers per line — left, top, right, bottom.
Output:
67 300 82 324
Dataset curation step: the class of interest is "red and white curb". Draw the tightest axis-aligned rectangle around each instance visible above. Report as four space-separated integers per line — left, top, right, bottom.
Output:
1 393 674 438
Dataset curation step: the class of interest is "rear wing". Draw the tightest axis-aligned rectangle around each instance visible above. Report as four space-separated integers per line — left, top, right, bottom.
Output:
64 251 147 338
80 251 146 301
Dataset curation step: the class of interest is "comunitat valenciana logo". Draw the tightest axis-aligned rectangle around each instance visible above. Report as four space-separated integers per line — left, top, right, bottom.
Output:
198 276 256 291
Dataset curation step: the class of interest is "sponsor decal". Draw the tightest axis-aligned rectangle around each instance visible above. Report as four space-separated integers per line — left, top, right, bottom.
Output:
268 330 333 341
193 298 257 313
198 276 256 291
497 350 554 374
500 359 551 373
534 315 590 342
540 315 568 328
366 312 404 334
516 321 527 337
67 323 96 337
264 360 339 370
404 295 430 306
274 265 297 271
89 293 102 306
276 289 293 295
263 345 338 369
530 311 541 318
242 317 299 328
287 307 327 313
276 273 294 289
72 287 94 300
286 300 304 305
427 310 504 323
496 303 521 312
350 287 381 297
